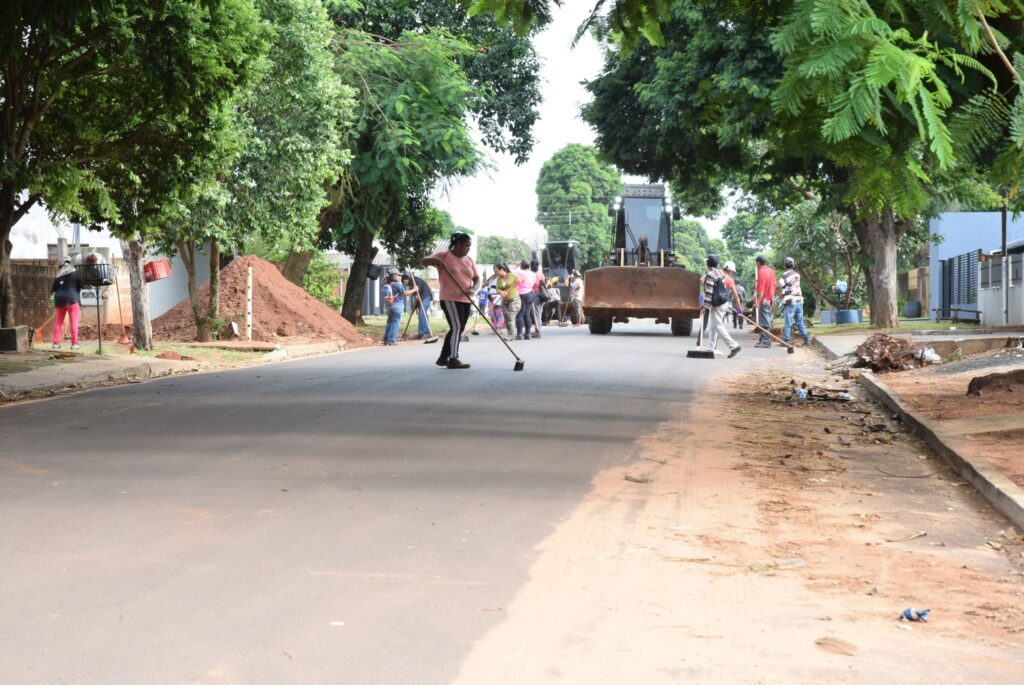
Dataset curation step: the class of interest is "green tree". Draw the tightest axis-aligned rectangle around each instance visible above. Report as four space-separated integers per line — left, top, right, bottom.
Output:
535 144 623 269
672 219 729 273
476 235 534 265
303 251 343 310
721 213 774 279
331 29 483 323
0 0 267 327
168 0 353 341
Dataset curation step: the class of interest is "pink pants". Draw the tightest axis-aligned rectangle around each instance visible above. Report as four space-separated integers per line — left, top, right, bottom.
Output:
53 304 80 345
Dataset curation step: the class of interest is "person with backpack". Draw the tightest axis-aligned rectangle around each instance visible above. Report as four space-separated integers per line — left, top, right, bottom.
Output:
780 256 811 346
700 255 741 358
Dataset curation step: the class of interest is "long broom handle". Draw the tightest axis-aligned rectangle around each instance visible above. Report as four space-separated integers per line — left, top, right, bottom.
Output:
737 307 793 348
438 262 523 363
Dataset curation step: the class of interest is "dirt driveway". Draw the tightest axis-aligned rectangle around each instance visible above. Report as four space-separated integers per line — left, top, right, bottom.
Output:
454 360 1024 683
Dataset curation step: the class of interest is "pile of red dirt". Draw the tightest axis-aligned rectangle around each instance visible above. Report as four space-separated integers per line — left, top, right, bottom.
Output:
152 255 372 346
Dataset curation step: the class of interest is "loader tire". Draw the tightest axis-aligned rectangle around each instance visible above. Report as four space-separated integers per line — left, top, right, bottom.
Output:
671 317 694 337
588 316 612 335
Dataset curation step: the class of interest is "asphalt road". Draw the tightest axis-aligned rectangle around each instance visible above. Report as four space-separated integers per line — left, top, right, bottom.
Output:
0 320 758 683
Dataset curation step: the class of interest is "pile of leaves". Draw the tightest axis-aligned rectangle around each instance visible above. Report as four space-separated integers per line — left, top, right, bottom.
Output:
853 334 927 372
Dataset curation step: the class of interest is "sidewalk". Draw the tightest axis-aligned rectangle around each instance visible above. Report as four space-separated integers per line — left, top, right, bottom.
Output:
0 339 350 403
814 330 1024 530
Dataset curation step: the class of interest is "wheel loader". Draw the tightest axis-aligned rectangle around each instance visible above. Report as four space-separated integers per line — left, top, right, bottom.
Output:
582 184 700 336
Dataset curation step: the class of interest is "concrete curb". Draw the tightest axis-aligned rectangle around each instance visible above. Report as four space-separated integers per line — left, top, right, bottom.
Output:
0 358 203 401
812 336 842 360
858 370 1024 531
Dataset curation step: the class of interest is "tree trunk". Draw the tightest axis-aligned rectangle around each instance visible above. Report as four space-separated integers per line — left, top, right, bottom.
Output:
340 224 377 325
178 239 211 342
206 239 220 332
0 232 12 328
123 236 153 350
282 248 315 286
853 208 902 328
282 198 342 286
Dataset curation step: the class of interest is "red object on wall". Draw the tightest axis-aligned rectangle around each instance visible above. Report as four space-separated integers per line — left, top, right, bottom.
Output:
143 258 172 283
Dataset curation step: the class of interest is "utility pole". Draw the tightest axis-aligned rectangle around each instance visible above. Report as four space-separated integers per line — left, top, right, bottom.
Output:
1003 198 1009 326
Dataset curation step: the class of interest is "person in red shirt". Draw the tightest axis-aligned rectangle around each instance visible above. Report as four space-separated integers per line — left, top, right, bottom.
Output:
753 255 777 348
420 232 479 369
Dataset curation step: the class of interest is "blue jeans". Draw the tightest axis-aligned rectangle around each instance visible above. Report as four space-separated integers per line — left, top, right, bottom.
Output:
416 295 433 337
758 303 773 345
516 293 535 336
384 305 404 343
783 301 809 343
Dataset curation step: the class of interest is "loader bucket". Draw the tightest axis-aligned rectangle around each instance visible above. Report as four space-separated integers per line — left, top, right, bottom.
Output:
582 266 701 320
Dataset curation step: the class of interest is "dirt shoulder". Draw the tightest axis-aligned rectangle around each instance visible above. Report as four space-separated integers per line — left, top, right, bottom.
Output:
454 363 1024 683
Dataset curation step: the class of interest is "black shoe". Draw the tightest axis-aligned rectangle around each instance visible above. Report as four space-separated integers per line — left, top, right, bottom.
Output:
523 334 530 340
446 358 470 369
514 334 523 340
436 356 449 367
728 346 741 358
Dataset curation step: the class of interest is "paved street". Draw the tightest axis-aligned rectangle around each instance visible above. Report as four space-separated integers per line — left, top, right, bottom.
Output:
1 321 740 683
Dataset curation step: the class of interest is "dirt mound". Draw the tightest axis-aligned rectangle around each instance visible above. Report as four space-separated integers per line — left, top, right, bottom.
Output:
152 255 372 346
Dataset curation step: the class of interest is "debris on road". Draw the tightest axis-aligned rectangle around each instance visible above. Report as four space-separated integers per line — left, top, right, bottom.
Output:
900 608 931 622
966 367 1024 397
815 636 858 656
884 531 927 543
853 334 936 372
624 474 651 484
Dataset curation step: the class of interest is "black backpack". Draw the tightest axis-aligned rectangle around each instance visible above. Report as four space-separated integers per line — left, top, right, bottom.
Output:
710 273 729 307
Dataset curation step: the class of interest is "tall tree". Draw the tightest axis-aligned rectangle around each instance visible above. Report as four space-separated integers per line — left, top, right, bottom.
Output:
0 0 266 327
672 219 729 273
721 213 774 279
161 0 353 341
535 144 623 269
331 29 483 323
477 235 534 265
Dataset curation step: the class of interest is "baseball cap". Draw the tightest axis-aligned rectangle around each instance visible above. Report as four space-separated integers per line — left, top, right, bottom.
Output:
723 261 736 272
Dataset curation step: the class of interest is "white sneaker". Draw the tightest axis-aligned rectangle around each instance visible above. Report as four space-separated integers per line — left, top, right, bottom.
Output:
51 343 60 350
70 343 81 350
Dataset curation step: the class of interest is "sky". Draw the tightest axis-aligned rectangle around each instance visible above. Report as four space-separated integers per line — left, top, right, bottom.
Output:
434 0 731 245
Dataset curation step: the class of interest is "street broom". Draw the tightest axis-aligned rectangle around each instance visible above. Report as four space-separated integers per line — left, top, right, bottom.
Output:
438 262 525 371
686 308 715 359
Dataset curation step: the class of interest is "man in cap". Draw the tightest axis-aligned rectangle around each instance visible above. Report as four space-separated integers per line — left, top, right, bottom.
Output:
401 272 437 342
700 255 741 358
709 260 745 354
780 256 810 346
380 269 405 346
753 255 776 348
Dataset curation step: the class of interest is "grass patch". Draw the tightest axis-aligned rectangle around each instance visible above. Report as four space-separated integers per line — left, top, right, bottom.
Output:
357 314 451 339
811 319 978 336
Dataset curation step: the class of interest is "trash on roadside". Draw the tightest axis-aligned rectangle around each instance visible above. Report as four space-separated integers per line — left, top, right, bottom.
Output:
836 392 853 401
853 334 933 372
623 474 650 484
919 347 941 364
900 608 930 622
815 636 858 656
795 387 808 400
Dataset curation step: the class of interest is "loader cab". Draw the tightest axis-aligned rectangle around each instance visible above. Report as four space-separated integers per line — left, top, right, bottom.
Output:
607 184 681 268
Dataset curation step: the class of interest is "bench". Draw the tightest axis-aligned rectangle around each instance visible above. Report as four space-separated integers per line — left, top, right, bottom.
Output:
932 307 981 324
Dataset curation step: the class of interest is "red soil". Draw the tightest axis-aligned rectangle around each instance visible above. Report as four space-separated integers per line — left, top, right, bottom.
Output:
152 255 372 346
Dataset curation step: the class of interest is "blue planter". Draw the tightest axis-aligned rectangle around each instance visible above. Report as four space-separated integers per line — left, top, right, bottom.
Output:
834 309 862 324
820 310 834 325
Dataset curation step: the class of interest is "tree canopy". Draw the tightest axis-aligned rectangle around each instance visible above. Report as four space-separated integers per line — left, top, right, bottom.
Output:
535 144 623 269
0 0 267 327
477 235 534 265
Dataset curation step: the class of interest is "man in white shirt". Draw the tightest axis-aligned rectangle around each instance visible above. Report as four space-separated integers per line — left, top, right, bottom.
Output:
779 256 810 346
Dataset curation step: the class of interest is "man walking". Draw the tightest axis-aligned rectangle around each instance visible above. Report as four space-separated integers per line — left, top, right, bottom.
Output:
780 256 810 346
701 255 741 358
753 255 776 348
568 271 583 327
402 272 437 342
380 269 405 346
732 280 746 329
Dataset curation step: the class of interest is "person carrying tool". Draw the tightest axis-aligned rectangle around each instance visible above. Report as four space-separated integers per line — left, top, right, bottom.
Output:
421 232 479 369
699 255 741 358
753 255 777 348
710 261 745 351
569 271 583 327
380 270 405 346
779 256 811 346
732 280 747 329
401 273 437 342
493 263 520 339
51 258 83 350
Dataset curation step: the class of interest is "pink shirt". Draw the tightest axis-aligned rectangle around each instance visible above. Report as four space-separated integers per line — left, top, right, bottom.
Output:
431 250 478 303
513 268 537 295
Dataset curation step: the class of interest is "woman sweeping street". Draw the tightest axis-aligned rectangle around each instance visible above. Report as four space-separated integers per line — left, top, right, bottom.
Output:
420 232 479 369
51 258 83 350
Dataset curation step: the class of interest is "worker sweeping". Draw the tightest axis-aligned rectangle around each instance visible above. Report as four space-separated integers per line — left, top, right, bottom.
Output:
420 232 479 369
699 255 741 358
51 257 83 350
